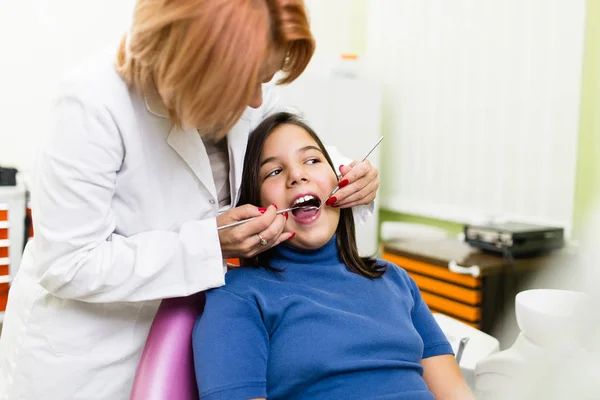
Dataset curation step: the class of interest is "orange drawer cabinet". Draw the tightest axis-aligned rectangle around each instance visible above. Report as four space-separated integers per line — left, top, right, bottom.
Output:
382 238 562 334
0 203 10 314
0 179 28 318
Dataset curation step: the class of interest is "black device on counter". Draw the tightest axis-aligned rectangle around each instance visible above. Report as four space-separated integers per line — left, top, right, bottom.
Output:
0 166 17 186
464 221 564 257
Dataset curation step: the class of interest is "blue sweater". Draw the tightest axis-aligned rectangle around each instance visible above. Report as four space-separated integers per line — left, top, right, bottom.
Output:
193 236 453 400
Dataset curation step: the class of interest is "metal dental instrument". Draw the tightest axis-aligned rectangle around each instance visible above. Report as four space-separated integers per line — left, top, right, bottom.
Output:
315 136 384 210
217 136 383 231
217 206 311 231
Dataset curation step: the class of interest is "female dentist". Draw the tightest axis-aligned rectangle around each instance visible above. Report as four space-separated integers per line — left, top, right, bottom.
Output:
0 1 379 399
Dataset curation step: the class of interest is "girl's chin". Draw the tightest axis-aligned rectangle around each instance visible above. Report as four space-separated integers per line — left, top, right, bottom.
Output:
287 230 334 250
284 209 339 248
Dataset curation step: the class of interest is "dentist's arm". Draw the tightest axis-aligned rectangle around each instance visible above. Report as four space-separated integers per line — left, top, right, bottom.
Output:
34 94 228 303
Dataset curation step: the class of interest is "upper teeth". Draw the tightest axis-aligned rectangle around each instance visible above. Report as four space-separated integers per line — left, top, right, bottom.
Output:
293 195 316 206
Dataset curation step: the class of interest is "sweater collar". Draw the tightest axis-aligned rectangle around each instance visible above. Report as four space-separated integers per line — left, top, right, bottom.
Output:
271 235 342 266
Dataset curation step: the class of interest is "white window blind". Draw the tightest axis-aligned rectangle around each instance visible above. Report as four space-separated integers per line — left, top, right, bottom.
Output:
366 0 586 233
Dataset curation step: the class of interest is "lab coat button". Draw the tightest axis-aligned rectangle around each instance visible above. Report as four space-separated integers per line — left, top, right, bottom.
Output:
209 199 216 205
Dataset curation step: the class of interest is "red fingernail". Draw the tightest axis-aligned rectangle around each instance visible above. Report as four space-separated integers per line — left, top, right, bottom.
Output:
284 212 289 220
326 197 337 207
258 207 266 214
289 232 296 239
272 204 278 210
338 179 349 188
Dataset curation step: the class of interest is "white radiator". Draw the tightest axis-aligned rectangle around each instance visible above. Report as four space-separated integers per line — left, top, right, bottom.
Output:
365 0 586 234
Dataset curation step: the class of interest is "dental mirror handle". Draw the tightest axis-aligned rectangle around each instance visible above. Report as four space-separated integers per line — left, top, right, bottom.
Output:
217 207 297 231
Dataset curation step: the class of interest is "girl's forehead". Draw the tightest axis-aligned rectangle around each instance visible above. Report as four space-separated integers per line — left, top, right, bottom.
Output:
265 124 318 148
261 139 321 167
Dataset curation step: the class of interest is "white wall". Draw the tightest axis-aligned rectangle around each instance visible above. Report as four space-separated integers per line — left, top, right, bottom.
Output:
303 0 366 73
0 0 135 172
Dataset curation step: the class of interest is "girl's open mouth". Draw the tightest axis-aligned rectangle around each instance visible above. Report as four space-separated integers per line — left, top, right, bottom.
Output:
290 194 321 223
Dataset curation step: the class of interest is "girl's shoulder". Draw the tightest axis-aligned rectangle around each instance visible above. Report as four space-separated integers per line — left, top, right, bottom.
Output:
377 258 418 290
377 258 409 276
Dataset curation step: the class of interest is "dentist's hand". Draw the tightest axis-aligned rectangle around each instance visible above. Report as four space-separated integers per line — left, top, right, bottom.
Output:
217 204 294 259
326 161 379 209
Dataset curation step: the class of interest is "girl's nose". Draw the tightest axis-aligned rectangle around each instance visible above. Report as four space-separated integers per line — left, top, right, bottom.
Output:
288 166 310 186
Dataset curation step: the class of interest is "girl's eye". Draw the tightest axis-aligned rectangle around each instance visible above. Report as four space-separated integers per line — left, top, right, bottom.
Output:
306 158 320 165
266 169 281 178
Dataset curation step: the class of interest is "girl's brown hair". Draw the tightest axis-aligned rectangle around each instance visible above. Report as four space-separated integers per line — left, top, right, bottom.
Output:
237 112 386 279
116 0 314 136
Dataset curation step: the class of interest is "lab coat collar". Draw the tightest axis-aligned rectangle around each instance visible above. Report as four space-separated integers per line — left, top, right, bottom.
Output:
143 90 216 200
166 126 218 201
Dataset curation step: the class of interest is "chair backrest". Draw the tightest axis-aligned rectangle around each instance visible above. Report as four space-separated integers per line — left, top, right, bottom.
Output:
130 293 205 400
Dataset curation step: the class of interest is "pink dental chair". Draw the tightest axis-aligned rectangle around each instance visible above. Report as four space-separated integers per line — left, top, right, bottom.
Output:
130 293 205 400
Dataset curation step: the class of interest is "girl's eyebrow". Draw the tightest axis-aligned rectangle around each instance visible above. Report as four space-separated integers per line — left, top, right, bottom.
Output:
297 145 323 154
260 145 323 168
260 156 278 168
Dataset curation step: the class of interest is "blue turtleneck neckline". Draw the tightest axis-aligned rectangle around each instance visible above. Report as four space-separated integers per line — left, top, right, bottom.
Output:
270 234 342 266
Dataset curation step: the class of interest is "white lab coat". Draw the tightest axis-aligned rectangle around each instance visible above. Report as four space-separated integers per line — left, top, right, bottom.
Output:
0 48 372 399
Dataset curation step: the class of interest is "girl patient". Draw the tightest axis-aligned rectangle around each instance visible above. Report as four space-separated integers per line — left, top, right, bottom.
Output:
192 112 473 400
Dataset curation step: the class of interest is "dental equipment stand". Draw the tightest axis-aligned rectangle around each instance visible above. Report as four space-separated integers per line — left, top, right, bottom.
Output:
475 289 597 399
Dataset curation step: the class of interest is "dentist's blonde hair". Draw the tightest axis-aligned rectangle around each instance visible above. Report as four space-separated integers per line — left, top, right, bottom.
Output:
115 0 314 136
